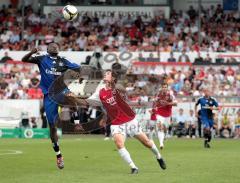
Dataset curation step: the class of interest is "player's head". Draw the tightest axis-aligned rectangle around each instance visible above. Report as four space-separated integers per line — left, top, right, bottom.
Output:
47 43 59 56
160 82 168 93
203 88 210 97
179 108 184 114
103 69 118 85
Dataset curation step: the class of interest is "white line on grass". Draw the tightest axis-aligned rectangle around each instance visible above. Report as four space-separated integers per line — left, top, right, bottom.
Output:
0 150 23 156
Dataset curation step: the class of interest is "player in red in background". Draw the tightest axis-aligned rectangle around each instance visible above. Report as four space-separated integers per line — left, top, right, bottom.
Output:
152 83 177 149
66 70 166 174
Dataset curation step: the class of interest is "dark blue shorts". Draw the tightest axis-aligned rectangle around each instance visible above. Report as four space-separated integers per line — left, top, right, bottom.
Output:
43 94 59 126
201 116 214 128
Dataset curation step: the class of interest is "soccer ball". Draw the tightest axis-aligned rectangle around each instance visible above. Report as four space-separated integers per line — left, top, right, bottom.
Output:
62 5 78 21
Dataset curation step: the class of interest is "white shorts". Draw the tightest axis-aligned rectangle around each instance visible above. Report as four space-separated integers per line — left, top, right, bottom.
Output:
111 117 143 138
156 115 171 128
148 120 157 129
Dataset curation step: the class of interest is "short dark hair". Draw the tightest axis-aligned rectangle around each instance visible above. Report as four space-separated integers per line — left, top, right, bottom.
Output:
161 82 168 87
105 69 118 83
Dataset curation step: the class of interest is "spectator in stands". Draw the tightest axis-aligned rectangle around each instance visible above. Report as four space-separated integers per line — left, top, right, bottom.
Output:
76 33 87 51
203 53 213 63
10 64 20 73
187 6 197 20
220 114 232 138
186 109 196 138
0 52 12 63
138 53 147 62
89 48 104 70
30 117 37 128
21 112 30 128
173 108 187 137
167 52 176 62
178 50 190 62
171 78 183 94
27 77 42 99
194 52 204 63
146 53 156 62
181 79 192 96
226 66 235 76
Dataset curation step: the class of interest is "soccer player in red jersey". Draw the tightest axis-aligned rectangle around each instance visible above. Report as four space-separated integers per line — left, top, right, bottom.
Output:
152 83 177 149
66 70 166 174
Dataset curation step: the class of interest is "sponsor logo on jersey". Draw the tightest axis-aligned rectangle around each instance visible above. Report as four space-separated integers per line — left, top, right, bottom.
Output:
106 96 117 105
45 68 62 75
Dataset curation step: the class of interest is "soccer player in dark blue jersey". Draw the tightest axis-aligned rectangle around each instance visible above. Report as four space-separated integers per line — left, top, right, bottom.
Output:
22 43 80 169
195 88 219 148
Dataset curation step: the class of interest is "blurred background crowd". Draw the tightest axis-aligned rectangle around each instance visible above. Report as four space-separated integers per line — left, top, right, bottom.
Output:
0 4 240 52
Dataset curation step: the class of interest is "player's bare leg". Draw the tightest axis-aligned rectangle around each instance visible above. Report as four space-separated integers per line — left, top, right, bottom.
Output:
135 133 166 170
50 123 64 169
113 133 138 174
157 123 165 149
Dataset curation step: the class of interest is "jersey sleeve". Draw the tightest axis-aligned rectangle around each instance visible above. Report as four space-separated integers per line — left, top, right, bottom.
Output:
25 55 42 64
86 91 102 107
63 58 80 70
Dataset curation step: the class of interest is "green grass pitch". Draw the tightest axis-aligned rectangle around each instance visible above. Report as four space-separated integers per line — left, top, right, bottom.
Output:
0 136 240 183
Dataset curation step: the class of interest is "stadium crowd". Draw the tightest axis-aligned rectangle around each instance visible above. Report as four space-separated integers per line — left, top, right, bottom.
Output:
0 4 240 52
126 64 240 101
0 60 239 100
0 63 42 99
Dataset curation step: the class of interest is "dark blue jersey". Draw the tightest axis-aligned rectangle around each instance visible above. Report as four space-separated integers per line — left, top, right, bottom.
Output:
195 96 219 119
27 54 80 94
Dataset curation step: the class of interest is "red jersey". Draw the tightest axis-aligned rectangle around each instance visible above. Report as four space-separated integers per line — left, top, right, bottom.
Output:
150 112 157 120
88 87 135 125
153 90 175 118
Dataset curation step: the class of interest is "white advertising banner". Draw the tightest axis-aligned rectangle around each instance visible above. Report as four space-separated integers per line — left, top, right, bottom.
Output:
1 51 240 67
0 100 40 119
44 6 170 19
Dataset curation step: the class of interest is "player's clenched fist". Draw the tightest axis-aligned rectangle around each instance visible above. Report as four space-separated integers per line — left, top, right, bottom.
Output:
30 48 38 54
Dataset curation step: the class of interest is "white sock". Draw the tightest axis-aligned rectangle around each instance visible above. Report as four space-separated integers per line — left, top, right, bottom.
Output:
118 148 137 169
157 131 165 147
151 143 162 159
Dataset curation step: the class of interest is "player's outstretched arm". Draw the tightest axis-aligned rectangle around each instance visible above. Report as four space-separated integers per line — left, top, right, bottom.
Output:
65 92 89 107
22 48 38 63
